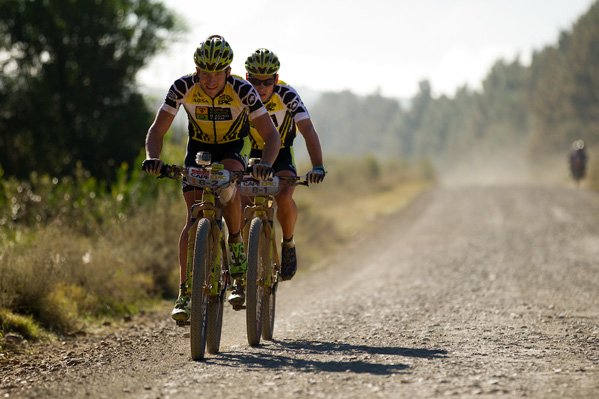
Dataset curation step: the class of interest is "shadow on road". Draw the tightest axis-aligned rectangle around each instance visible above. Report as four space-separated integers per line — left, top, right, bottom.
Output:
207 339 447 375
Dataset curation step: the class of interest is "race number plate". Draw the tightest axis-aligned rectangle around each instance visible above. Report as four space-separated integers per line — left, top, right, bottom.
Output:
186 167 230 188
238 176 280 196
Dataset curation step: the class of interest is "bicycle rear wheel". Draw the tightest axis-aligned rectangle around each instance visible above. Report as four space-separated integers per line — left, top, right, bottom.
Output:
246 218 267 346
190 219 211 360
206 234 226 354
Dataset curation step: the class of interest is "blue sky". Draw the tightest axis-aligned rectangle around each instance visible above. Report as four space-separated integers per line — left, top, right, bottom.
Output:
137 0 595 99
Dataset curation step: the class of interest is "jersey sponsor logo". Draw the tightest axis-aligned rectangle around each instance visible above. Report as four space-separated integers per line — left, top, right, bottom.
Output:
289 98 300 111
191 92 209 104
265 102 276 112
218 94 234 106
247 92 258 107
166 89 178 101
195 106 233 121
196 107 209 120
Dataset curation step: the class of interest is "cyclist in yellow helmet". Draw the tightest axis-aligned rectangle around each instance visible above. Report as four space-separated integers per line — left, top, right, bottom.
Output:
244 48 325 281
143 36 280 321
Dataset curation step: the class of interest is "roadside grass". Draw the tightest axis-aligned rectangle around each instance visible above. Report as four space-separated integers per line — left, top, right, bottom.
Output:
587 146 599 190
0 309 47 353
0 152 434 350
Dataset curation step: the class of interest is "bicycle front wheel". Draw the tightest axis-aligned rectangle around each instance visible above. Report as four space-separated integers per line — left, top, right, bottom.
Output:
206 233 226 354
261 234 277 340
246 218 268 346
190 218 212 361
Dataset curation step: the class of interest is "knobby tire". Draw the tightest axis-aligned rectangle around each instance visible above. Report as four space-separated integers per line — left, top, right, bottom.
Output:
246 218 267 346
261 234 277 340
206 234 226 354
190 219 211 360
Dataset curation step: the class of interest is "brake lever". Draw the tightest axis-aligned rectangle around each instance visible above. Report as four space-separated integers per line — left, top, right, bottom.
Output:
157 164 173 179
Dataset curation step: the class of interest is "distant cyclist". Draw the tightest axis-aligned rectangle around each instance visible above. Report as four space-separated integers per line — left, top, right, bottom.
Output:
569 139 587 183
142 36 280 321
243 48 325 281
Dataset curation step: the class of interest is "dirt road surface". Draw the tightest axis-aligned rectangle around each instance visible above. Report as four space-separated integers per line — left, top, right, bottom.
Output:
2 185 598 398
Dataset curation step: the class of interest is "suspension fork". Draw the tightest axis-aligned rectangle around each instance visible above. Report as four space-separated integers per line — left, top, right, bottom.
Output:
186 189 224 296
202 189 225 297
185 203 202 293
252 196 278 290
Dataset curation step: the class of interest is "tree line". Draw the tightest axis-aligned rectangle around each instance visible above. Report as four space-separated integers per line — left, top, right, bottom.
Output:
0 0 596 183
309 1 598 175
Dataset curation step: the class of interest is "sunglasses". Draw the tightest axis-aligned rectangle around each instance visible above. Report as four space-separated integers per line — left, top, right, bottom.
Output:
248 76 276 86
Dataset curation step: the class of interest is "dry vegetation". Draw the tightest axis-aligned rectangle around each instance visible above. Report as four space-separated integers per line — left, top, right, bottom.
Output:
0 150 434 351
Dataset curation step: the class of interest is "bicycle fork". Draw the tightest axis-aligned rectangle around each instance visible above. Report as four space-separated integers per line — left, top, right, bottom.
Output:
185 191 225 299
244 196 279 293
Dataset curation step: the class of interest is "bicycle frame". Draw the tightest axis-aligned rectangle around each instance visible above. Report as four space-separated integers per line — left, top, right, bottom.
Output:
239 175 307 344
243 194 279 282
156 162 236 360
240 175 308 281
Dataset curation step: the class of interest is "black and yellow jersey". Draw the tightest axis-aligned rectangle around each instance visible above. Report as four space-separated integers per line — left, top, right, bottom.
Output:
161 73 267 146
248 81 310 151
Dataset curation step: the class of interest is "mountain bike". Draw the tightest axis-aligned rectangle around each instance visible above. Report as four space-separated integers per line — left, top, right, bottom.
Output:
154 152 242 360
238 171 308 346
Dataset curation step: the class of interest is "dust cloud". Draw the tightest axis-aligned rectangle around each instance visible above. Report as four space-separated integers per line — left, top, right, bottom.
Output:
437 150 572 187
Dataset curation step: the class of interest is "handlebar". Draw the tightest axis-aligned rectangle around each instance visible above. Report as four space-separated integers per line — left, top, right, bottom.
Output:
149 163 310 193
157 164 241 180
237 175 309 197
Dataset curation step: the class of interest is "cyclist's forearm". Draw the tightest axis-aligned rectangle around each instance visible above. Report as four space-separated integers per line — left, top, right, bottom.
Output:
145 129 164 159
145 109 174 158
305 136 324 168
298 119 324 168
261 139 280 166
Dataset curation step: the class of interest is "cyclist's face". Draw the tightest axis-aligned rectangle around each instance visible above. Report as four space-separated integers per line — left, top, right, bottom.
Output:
197 68 230 98
246 74 277 102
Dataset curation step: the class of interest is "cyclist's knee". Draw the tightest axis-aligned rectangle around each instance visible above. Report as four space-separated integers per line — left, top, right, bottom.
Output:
221 158 243 172
219 183 237 205
276 186 294 203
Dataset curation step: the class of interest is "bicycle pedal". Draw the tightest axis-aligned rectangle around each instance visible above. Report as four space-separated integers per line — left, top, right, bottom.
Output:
232 305 246 311
175 320 190 327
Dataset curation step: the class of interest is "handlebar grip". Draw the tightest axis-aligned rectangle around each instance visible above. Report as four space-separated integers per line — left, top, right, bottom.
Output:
156 164 174 179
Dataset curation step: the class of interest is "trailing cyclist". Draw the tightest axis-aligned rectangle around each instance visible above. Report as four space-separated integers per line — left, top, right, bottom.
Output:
142 36 280 322
569 139 587 183
243 48 326 281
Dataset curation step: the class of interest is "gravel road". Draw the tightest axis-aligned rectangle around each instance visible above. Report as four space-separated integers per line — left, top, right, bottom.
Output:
2 185 598 398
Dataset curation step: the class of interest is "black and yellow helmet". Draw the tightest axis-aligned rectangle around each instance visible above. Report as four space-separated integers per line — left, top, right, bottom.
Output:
194 35 234 72
245 48 280 75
